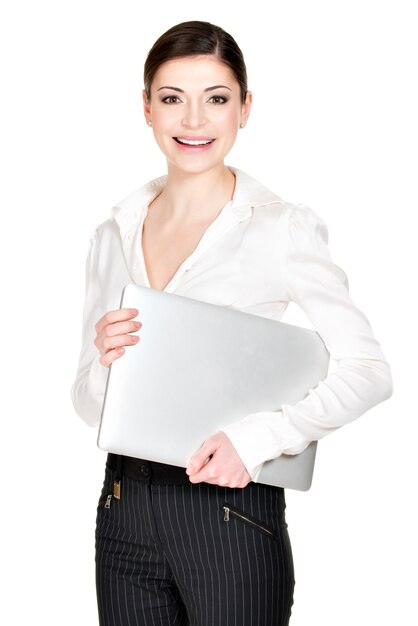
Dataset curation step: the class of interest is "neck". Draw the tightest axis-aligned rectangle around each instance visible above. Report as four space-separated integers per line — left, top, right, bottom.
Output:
150 163 236 223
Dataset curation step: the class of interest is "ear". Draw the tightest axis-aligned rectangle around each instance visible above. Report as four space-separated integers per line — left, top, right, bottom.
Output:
142 89 151 123
240 90 253 127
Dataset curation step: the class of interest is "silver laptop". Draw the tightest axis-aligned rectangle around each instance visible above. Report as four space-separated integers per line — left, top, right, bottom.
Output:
97 283 329 490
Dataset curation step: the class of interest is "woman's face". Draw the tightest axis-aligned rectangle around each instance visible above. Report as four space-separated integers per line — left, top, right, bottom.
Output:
143 55 252 174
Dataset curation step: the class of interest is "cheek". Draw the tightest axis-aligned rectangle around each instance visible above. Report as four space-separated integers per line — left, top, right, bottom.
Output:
216 108 240 132
152 106 178 131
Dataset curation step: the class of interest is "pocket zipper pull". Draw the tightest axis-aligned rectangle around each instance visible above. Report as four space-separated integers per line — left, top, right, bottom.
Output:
113 479 121 500
223 506 230 521
105 494 113 509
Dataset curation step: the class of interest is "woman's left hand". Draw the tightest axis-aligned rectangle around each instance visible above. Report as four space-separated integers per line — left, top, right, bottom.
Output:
186 431 252 488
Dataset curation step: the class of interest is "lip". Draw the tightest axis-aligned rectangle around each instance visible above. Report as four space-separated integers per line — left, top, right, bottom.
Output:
173 136 216 152
175 136 214 141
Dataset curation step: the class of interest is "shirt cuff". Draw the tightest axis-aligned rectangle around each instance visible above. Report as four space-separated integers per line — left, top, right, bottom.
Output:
219 410 311 483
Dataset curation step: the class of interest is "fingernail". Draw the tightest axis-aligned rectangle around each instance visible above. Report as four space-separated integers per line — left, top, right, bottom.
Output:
187 464 195 474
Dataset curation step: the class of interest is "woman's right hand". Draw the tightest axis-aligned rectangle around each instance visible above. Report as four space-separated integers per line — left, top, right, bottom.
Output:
94 308 142 368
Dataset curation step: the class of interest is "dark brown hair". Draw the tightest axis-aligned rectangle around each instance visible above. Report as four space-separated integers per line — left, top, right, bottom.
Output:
144 21 248 103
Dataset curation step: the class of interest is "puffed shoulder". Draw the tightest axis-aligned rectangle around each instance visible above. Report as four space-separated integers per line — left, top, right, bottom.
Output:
282 201 350 294
88 218 110 242
88 226 99 244
86 219 114 262
84 222 109 280
86 226 100 266
287 203 329 248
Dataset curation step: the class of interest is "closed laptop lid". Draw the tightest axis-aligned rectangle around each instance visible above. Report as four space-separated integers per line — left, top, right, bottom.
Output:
97 283 329 490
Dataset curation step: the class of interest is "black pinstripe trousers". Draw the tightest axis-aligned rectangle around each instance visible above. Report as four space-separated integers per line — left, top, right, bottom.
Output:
95 454 295 625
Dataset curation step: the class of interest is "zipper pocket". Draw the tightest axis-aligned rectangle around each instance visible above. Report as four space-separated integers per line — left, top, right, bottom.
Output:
222 503 277 539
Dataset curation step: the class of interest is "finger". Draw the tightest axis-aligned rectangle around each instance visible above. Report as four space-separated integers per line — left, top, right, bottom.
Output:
96 308 139 333
104 318 142 338
187 458 217 484
187 440 218 473
100 332 140 354
99 346 126 368
189 454 212 474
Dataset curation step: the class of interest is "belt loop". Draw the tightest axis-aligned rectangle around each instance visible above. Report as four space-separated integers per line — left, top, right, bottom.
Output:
113 454 123 499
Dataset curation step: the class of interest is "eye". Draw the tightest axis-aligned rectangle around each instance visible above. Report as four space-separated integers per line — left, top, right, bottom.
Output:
161 95 182 104
208 95 228 104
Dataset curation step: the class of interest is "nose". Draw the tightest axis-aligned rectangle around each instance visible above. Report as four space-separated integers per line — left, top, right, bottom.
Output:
182 101 206 128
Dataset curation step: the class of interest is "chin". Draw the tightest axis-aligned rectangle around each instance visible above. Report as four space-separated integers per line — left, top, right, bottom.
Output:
166 155 227 175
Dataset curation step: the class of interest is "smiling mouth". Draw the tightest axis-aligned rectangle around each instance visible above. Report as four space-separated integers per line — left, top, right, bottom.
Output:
174 137 215 146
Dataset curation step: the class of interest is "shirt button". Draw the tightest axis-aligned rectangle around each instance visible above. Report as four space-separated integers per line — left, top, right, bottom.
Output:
140 463 149 477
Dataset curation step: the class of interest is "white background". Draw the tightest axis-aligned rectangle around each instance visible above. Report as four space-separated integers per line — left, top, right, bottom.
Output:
1 1 417 624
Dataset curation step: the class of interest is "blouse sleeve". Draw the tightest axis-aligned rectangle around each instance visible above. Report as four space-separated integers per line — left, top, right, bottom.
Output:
70 227 109 427
219 203 393 482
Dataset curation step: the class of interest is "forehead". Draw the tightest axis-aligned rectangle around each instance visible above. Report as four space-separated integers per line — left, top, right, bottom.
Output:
152 55 238 90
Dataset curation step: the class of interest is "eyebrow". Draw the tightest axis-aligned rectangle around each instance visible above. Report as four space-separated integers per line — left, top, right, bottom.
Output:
156 85 232 93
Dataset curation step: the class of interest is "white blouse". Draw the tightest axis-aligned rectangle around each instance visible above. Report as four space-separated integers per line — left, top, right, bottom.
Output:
70 166 393 483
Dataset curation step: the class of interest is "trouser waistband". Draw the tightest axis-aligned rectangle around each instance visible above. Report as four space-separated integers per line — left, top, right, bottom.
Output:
106 453 194 485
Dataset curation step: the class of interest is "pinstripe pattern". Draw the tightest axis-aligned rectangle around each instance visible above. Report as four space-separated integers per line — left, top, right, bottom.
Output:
95 463 295 625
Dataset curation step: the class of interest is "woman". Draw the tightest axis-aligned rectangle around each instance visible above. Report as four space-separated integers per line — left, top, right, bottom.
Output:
71 20 393 626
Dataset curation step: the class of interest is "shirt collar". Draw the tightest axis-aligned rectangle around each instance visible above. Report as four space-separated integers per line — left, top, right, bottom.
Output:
111 165 283 237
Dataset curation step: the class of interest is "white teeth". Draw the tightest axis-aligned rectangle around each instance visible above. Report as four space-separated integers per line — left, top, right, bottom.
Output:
176 138 212 145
